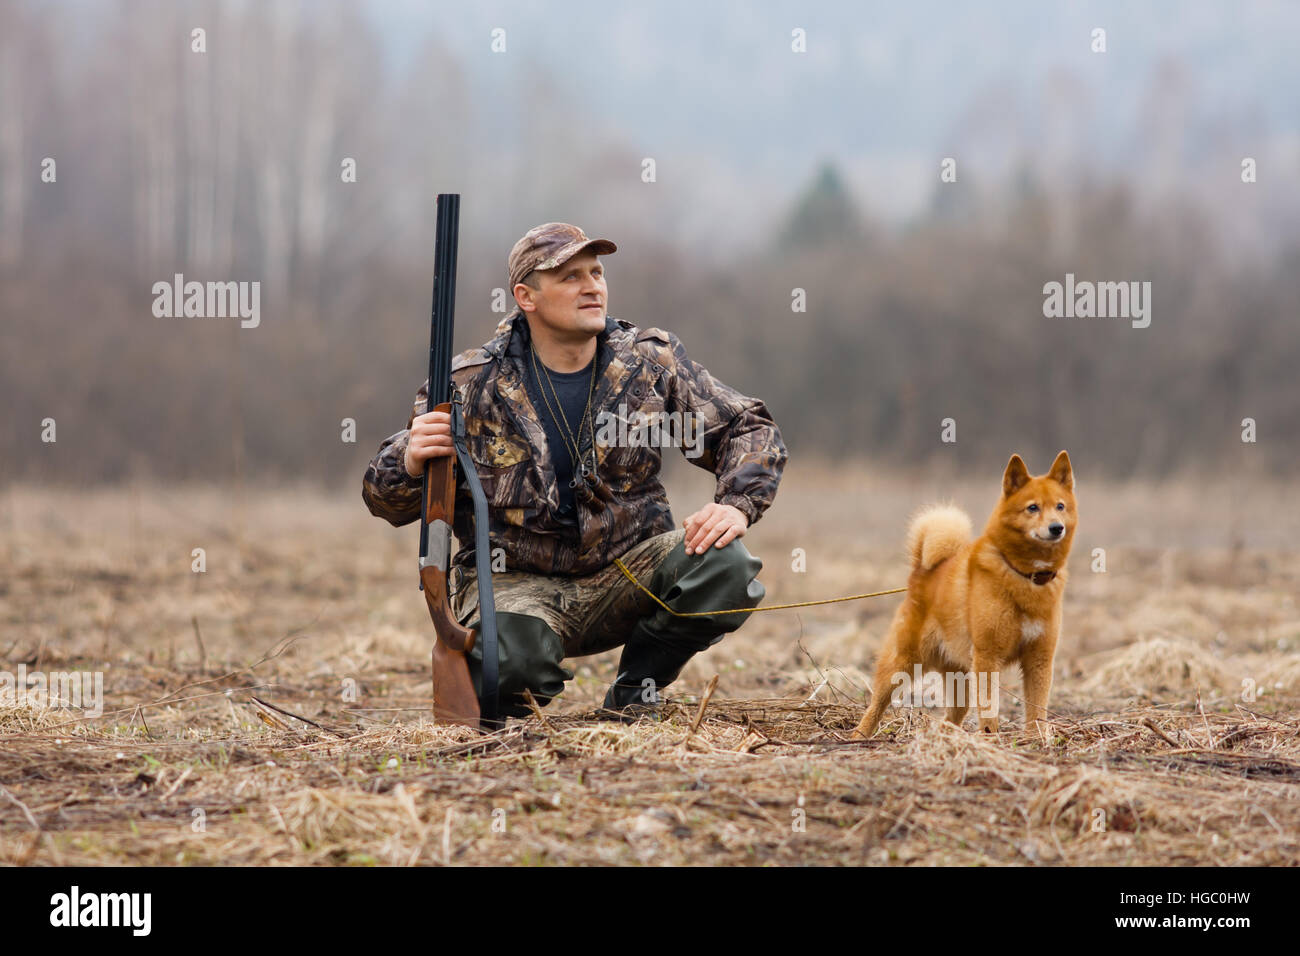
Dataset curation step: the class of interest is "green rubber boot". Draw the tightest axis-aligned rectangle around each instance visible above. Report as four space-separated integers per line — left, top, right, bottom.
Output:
600 535 764 719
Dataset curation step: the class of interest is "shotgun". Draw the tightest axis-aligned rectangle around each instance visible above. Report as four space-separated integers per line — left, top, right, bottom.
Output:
419 193 501 730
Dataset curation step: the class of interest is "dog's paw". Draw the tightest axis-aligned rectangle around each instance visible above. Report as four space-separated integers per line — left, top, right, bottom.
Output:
848 721 874 741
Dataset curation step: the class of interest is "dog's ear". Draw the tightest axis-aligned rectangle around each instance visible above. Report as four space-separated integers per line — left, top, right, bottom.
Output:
1002 454 1030 497
1048 449 1073 490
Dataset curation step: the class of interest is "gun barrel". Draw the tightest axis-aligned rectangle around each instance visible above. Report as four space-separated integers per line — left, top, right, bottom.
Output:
419 193 460 567
428 193 460 410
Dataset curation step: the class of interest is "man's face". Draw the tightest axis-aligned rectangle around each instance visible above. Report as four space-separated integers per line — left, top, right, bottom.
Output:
515 251 607 340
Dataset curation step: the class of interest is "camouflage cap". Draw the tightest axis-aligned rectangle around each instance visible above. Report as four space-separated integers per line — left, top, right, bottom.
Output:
508 222 617 290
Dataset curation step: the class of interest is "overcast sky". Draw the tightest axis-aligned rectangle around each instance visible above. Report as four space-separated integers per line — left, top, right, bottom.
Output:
367 0 1299 243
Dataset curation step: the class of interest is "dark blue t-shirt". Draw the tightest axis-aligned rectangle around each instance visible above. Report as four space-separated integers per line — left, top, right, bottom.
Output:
524 352 597 521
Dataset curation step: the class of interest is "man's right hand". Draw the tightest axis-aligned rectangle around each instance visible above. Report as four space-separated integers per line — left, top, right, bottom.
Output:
404 409 456 477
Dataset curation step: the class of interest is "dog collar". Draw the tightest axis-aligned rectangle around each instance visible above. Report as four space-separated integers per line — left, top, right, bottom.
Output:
1001 552 1057 586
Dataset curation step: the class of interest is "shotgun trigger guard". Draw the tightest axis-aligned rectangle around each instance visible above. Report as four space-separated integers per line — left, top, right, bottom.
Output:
450 396 501 729
448 564 467 597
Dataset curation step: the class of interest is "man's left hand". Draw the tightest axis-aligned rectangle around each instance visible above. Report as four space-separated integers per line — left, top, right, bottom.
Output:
682 503 749 555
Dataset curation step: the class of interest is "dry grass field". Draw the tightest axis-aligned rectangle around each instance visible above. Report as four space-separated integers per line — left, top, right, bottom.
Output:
1 461 1298 866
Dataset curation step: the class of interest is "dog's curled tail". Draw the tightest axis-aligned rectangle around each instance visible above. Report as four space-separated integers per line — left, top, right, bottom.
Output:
906 503 972 571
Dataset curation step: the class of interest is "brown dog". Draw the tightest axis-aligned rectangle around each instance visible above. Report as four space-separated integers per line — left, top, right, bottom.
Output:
852 451 1077 739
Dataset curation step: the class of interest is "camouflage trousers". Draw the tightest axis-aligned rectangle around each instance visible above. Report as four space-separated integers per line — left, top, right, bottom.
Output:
449 528 765 717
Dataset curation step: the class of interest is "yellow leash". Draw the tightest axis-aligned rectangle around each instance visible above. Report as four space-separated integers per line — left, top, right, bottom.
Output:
612 556 908 618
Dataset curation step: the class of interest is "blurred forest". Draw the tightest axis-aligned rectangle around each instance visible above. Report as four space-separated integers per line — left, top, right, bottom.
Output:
1 0 1296 489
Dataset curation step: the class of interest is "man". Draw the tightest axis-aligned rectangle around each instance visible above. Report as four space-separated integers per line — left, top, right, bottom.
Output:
363 222 787 719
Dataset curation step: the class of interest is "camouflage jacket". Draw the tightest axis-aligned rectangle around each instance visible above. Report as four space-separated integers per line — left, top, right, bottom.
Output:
362 309 787 576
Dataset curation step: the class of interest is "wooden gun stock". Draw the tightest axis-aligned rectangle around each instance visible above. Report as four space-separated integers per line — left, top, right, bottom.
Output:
422 401 480 728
